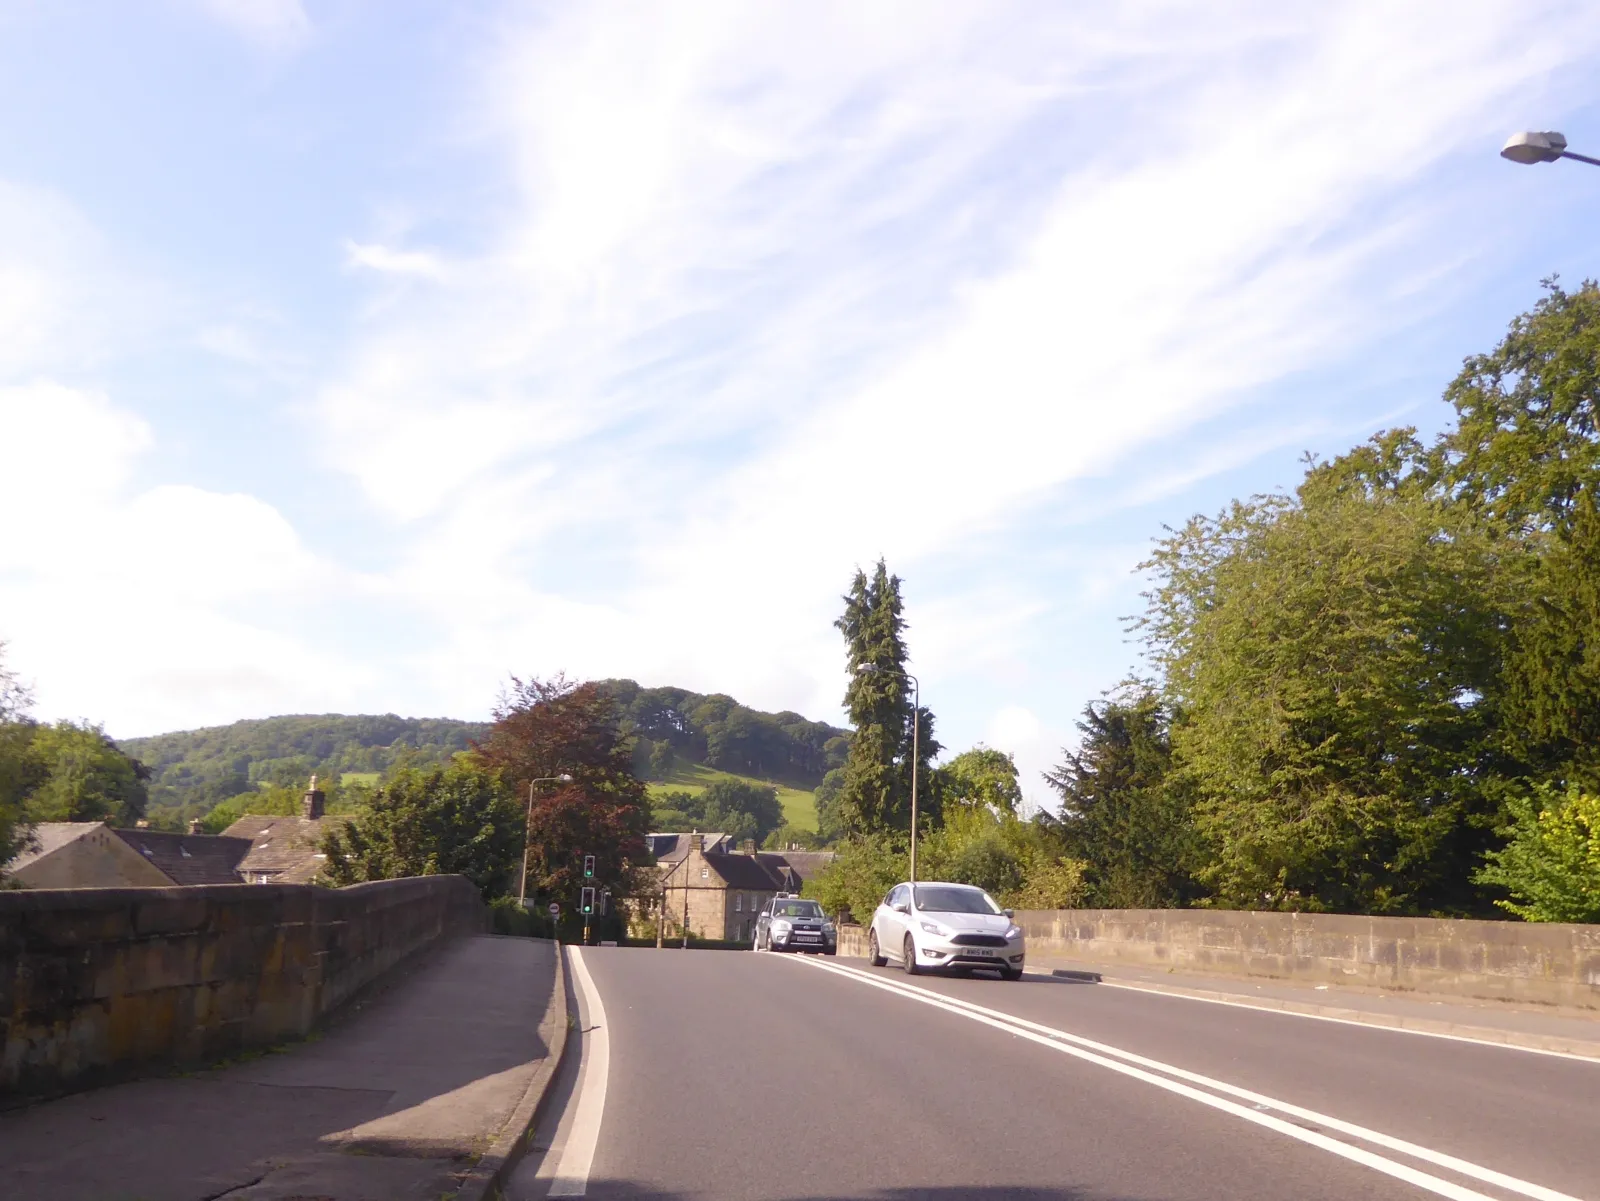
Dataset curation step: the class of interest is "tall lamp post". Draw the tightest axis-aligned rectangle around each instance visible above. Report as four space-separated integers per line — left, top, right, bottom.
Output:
855 664 923 884
519 774 574 907
1501 131 1600 168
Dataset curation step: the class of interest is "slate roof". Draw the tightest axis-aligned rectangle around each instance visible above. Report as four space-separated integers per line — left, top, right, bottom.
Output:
109 828 252 885
647 832 733 862
702 849 787 890
760 850 835 891
3 822 101 873
221 814 340 884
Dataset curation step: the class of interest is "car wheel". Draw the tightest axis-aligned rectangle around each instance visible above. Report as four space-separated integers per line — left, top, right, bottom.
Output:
868 929 887 967
902 934 921 975
1001 966 1023 981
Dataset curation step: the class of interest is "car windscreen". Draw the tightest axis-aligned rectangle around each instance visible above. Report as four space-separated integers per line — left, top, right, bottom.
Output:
773 901 823 918
913 886 1000 915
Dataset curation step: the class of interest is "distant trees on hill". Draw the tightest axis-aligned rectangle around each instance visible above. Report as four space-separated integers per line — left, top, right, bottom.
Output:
598 680 849 786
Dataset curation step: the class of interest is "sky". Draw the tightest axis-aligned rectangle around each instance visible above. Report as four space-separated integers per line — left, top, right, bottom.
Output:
3 1 1600 810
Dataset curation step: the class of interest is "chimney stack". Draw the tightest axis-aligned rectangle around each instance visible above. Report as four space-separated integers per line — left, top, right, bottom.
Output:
302 775 326 821
187 818 204 835
741 838 757 856
688 831 704 853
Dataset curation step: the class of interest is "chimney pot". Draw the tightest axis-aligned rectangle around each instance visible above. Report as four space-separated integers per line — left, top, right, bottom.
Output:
187 819 204 835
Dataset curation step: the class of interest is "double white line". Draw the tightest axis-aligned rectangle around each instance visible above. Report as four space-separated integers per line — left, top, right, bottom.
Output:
786 955 1584 1201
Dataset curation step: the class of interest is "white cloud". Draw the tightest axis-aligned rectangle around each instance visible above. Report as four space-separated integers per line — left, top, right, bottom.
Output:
344 241 449 281
193 0 311 51
307 1 1600 748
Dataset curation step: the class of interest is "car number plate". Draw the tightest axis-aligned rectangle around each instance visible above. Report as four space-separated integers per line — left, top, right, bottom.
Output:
972 948 996 956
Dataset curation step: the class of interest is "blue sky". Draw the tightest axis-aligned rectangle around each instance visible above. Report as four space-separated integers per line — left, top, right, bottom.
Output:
4 1 1600 809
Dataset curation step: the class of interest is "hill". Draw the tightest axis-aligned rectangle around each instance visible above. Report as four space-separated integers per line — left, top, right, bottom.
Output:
118 683 848 833
120 714 489 828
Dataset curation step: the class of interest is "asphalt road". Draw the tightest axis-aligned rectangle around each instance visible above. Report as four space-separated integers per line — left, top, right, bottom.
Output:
509 949 1600 1201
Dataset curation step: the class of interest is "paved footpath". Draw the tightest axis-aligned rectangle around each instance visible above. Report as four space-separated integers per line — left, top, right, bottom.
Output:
0 934 563 1201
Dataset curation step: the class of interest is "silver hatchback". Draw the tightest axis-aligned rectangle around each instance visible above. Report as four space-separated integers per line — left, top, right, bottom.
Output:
867 881 1025 979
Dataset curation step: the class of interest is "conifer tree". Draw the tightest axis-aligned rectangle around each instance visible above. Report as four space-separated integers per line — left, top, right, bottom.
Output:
833 560 939 837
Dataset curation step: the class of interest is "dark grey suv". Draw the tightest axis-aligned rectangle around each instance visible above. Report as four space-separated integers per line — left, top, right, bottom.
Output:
753 895 837 954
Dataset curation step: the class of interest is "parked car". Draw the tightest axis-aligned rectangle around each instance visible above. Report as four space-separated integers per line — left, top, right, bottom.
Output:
753 895 837 954
868 881 1025 980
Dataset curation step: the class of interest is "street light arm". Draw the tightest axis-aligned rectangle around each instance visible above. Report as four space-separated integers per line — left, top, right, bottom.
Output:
1561 149 1600 168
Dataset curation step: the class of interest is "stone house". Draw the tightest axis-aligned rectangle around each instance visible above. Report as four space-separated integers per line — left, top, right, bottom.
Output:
648 832 836 942
2 822 251 888
222 782 341 885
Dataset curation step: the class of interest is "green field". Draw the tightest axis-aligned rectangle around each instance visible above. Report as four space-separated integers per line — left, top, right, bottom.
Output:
340 772 381 786
646 760 818 831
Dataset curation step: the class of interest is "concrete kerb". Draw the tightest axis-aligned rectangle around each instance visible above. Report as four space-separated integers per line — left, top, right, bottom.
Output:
456 939 572 1201
1044 967 1600 1061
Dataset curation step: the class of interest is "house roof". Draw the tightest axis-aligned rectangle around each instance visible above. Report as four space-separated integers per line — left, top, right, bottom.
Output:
221 814 339 883
3 822 102 873
702 849 786 890
761 850 835 889
647 832 732 862
109 828 252 886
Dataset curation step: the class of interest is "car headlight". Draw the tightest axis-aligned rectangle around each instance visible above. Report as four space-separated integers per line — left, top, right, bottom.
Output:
822 921 835 934
920 920 949 936
1005 924 1023 940
772 919 792 933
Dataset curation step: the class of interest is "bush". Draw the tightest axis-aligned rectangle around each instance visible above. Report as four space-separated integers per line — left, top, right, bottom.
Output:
1476 784 1600 922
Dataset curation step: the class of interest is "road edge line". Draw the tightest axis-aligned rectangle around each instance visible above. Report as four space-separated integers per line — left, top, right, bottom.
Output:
547 945 610 1198
1086 975 1600 1063
458 937 572 1201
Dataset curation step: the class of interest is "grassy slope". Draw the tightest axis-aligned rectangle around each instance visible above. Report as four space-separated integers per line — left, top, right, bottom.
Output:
646 760 818 831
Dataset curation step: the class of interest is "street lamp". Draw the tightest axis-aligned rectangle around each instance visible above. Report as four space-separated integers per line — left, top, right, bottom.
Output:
519 774 574 907
855 663 923 884
1501 131 1600 167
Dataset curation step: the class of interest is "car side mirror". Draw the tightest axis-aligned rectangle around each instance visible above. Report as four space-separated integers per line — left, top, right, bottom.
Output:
893 901 910 914
1003 909 1015 919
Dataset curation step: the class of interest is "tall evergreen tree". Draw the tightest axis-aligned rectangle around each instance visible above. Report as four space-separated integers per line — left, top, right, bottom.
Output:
833 560 939 836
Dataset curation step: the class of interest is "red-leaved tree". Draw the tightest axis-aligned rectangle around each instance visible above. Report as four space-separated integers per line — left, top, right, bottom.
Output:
477 675 653 903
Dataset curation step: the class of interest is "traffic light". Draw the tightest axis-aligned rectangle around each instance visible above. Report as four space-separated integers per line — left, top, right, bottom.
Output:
580 886 595 915
583 854 595 879
599 890 610 916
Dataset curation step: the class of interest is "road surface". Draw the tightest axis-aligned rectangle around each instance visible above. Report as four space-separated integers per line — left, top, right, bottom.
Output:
509 948 1599 1201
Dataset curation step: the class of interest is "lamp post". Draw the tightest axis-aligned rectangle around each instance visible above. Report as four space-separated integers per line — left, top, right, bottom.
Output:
855 663 922 884
1501 131 1600 168
519 774 574 908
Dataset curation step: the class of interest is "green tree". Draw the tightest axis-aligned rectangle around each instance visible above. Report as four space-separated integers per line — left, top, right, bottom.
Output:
833 560 939 836
321 760 523 896
804 832 906 924
24 721 150 826
1475 784 1600 922
1044 689 1202 909
1140 467 1508 914
0 645 45 871
697 778 784 845
477 676 654 903
763 822 824 851
935 746 1022 815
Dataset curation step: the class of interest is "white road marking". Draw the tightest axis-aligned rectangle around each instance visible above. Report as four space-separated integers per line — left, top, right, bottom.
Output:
786 955 1584 1201
1090 977 1600 1065
548 946 610 1198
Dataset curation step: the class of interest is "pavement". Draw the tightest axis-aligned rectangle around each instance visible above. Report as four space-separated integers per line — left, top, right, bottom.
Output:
507 946 1600 1201
0 934 566 1201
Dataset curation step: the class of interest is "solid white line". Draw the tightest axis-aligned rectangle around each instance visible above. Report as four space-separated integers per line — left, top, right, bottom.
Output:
548 946 610 1198
786 955 1583 1201
1091 978 1600 1065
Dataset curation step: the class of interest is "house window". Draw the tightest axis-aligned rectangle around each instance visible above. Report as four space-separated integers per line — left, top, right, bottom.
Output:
735 893 742 912
701 867 709 879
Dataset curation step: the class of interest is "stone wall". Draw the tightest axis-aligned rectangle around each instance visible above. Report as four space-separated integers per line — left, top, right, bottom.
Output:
839 908 1600 1008
0 875 485 1099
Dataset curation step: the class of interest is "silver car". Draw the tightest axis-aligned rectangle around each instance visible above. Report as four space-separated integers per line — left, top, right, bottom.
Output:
867 881 1025 980
753 895 837 954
